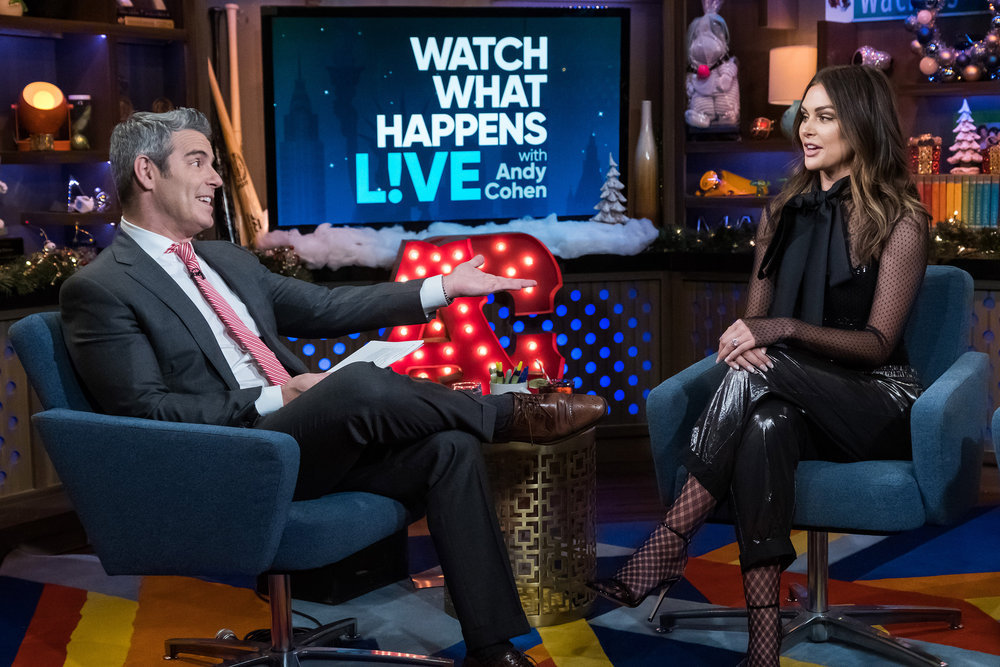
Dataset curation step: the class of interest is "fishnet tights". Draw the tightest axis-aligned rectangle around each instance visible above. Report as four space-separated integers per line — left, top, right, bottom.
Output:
743 563 782 667
612 474 716 598
745 210 928 367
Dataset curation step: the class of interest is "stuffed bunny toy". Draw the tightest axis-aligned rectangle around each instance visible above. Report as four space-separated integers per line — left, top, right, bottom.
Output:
685 0 739 129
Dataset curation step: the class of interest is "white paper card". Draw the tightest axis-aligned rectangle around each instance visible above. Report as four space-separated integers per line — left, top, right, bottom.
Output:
327 340 424 374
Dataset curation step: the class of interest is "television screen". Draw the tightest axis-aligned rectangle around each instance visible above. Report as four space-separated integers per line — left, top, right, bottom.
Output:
262 6 629 229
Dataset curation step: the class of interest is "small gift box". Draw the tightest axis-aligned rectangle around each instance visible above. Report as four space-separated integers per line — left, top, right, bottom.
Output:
908 134 941 175
983 144 1000 175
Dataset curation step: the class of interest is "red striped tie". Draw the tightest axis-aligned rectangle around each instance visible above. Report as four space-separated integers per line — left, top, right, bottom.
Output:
167 242 291 386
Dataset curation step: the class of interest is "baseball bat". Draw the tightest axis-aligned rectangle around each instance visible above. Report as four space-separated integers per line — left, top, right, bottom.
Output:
225 3 242 146
207 59 265 247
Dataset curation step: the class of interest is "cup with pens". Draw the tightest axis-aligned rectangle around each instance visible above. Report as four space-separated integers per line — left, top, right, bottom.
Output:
488 361 531 394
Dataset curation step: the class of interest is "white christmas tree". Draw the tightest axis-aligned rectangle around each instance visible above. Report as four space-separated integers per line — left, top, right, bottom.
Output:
591 153 629 224
947 99 983 175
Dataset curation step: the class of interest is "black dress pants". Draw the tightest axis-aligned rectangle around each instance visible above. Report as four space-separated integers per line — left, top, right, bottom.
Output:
254 362 529 650
683 348 922 572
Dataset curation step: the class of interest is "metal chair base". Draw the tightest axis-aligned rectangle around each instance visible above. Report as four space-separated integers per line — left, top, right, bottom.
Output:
655 531 960 667
164 574 452 666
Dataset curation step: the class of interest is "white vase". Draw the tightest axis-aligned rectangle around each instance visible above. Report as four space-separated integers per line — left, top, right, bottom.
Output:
633 100 659 224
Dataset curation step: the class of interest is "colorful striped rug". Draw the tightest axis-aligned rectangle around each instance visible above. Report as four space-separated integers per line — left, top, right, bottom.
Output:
2 505 998 666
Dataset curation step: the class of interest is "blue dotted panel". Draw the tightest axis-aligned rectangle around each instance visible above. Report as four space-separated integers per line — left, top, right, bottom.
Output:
284 277 665 426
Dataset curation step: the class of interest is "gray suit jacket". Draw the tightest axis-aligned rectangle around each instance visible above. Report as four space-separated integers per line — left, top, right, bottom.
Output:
60 232 426 427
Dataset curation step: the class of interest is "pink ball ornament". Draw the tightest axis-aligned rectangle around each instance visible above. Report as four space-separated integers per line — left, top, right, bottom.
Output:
697 64 710 80
919 56 940 76
911 39 925 55
938 49 955 65
962 64 983 81
917 10 934 25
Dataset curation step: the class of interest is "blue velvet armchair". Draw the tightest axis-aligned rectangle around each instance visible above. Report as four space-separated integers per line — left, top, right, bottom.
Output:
645 264 988 665
9 311 451 666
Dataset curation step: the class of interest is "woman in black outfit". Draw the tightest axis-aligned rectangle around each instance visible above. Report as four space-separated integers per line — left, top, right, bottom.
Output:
589 65 931 666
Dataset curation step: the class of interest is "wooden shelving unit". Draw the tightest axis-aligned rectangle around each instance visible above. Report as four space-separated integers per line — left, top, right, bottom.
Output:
0 0 192 537
0 1 190 249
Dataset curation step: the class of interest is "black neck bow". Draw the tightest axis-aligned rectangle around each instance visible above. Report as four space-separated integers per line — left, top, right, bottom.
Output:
758 176 853 325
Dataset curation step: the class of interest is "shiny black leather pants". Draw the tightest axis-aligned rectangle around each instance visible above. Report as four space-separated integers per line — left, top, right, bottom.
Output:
683 348 922 572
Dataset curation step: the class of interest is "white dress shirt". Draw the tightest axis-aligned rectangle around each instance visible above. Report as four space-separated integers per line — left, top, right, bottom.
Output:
119 220 447 416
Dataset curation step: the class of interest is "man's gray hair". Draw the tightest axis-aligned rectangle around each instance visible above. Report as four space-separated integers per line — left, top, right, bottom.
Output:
110 108 212 206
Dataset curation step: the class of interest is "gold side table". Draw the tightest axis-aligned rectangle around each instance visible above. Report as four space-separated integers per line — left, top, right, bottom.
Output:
482 427 597 627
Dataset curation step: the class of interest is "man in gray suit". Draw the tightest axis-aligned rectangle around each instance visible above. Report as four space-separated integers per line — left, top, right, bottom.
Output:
60 108 605 667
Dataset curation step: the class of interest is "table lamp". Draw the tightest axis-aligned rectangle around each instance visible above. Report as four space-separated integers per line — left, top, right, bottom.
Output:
14 81 70 151
768 46 817 139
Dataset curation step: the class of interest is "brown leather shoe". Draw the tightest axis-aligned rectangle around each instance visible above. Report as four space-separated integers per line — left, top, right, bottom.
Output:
495 393 607 444
464 647 537 667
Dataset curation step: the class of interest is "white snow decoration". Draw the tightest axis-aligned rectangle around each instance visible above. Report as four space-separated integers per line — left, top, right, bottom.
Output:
258 216 660 272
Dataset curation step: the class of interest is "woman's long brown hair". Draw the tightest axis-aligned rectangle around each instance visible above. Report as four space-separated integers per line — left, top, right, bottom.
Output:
762 65 929 264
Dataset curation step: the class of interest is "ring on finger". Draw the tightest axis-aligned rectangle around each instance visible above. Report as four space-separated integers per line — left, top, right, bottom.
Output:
731 338 740 347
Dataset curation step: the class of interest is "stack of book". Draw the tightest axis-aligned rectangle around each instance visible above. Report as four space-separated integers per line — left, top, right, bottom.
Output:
117 1 174 29
913 173 1000 227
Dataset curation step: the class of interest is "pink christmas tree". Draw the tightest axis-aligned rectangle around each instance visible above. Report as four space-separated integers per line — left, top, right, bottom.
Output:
591 154 628 224
947 99 982 175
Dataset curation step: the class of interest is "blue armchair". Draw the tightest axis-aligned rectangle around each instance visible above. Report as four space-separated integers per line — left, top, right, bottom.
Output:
645 264 988 665
9 311 451 666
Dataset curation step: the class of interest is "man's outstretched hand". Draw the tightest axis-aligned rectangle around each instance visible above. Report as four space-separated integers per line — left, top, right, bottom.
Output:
441 254 537 298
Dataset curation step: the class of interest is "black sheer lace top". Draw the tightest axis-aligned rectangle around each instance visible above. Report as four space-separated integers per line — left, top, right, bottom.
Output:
743 203 928 370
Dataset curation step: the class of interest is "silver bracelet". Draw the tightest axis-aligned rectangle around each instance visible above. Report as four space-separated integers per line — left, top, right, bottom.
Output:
442 280 454 305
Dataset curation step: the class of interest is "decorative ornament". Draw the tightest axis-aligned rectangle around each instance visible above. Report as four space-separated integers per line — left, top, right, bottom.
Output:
71 223 95 247
684 0 739 129
908 134 942 174
750 117 775 139
946 99 983 173
904 1 1000 82
853 45 892 70
695 169 768 197
591 154 628 224
984 144 1000 173
67 176 109 213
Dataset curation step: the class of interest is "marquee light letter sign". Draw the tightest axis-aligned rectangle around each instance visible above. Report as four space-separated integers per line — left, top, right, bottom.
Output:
387 232 564 389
